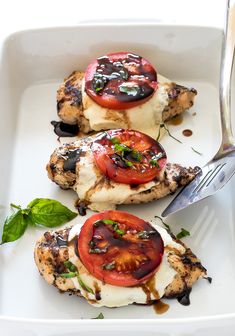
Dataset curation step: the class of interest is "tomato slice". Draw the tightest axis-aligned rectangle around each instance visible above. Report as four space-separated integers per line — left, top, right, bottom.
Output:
78 211 164 287
91 129 167 185
85 52 157 110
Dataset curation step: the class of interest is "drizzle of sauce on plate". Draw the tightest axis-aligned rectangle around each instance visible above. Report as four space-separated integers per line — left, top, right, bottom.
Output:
182 129 193 137
177 288 192 306
75 200 87 216
168 114 183 126
153 300 169 314
51 120 79 137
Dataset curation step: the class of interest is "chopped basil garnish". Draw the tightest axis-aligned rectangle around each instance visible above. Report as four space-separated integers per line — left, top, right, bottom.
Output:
60 272 78 278
191 147 202 156
107 134 144 168
92 313 104 319
1 199 77 244
102 219 116 225
126 161 133 167
110 137 120 145
138 230 156 239
157 123 182 144
149 159 160 167
154 216 190 239
131 150 142 162
115 229 125 235
114 143 132 153
154 215 171 232
176 228 190 239
77 275 94 294
89 240 96 248
64 260 77 272
62 261 94 294
92 73 108 93
101 219 125 235
89 247 108 254
157 123 202 156
119 82 140 96
103 261 116 270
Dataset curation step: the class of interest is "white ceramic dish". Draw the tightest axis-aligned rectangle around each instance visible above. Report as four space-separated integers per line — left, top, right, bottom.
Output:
1 23 235 335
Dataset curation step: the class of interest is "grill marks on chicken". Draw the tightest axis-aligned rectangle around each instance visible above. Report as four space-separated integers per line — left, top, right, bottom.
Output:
34 226 207 304
56 71 197 134
46 136 200 212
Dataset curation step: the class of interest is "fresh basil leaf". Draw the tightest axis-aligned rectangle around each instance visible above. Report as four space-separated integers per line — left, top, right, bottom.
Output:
28 198 77 227
1 210 29 244
176 228 190 239
92 313 104 319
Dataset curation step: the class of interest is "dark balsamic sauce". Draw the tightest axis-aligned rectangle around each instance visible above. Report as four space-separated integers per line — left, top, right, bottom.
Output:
205 276 212 284
177 288 192 306
153 300 169 314
182 129 193 137
56 235 68 247
63 149 82 172
75 200 87 216
51 120 79 137
94 282 102 301
74 238 80 259
168 114 183 126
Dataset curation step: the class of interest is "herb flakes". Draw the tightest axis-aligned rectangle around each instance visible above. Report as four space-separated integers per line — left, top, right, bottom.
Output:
176 228 190 239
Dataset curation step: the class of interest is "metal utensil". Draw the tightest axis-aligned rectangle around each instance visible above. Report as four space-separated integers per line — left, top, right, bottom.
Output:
162 0 235 217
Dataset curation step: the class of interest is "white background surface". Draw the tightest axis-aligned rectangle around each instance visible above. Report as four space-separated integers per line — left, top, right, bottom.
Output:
0 0 226 41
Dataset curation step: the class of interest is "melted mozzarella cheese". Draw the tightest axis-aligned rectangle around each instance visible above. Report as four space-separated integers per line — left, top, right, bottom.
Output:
82 75 169 139
73 140 159 211
68 222 185 308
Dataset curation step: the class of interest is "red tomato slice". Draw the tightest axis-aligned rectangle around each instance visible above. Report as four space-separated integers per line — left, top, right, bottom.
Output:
85 52 157 110
91 129 167 185
78 211 164 287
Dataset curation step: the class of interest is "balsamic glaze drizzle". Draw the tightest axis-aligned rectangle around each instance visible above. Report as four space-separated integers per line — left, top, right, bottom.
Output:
51 120 79 137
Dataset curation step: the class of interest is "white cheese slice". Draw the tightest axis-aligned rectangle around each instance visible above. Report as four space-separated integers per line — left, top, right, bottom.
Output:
82 75 169 139
68 222 185 308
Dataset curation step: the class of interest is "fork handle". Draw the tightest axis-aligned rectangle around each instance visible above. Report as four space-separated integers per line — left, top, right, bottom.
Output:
214 0 235 159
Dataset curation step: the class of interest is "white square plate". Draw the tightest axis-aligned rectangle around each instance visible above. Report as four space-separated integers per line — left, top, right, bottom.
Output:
1 23 235 335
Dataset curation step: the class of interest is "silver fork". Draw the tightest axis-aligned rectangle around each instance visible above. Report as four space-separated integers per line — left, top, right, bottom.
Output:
162 0 235 217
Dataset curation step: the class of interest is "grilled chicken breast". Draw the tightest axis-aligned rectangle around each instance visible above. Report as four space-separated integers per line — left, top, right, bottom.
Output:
56 71 197 138
47 134 200 212
34 223 207 307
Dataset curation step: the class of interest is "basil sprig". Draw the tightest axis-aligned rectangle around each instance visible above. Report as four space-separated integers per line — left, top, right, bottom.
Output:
1 198 77 244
